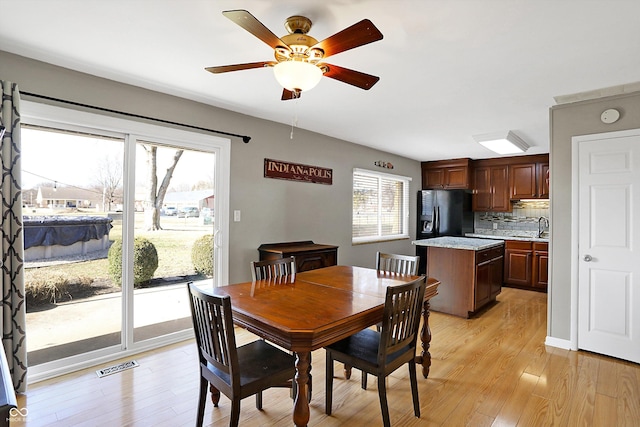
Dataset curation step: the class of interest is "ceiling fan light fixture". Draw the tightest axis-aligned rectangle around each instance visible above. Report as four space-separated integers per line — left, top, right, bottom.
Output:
273 60 322 92
473 130 529 154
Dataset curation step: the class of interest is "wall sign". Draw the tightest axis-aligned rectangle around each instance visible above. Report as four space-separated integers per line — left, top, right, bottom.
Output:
264 158 333 185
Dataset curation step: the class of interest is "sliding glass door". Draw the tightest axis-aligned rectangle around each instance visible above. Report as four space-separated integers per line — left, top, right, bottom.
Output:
21 101 230 381
21 126 125 366
132 142 217 343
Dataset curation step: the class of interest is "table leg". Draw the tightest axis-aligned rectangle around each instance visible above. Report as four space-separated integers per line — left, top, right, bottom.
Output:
415 299 433 378
293 351 311 427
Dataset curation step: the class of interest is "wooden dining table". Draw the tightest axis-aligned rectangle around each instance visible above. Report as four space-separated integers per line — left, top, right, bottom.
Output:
211 265 440 427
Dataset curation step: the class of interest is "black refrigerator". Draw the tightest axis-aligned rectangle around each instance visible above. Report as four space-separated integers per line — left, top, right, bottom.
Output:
416 189 474 273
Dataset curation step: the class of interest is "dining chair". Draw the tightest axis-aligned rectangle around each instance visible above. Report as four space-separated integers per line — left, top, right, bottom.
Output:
187 283 296 427
249 256 311 401
251 256 296 282
343 252 421 384
325 276 427 427
376 251 420 275
370 251 420 332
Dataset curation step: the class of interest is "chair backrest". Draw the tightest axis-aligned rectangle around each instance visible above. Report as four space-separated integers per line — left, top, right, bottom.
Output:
379 276 427 359
250 256 296 282
187 283 239 384
376 252 420 275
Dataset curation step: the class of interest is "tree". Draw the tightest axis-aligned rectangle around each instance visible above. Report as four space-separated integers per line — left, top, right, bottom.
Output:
143 145 183 230
95 154 123 211
191 180 213 191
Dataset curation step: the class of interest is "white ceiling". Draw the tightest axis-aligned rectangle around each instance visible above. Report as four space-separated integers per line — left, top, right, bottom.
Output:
1 0 639 161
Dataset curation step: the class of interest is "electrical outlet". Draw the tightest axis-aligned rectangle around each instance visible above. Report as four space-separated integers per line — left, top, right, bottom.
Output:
493 222 498 230
233 210 241 222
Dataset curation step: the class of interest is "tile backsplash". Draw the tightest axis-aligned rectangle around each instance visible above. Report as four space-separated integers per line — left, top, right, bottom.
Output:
474 200 549 235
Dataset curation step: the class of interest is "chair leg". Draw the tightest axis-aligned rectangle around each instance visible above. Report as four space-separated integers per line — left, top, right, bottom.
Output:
377 376 391 427
230 398 241 427
409 362 420 418
196 377 208 426
344 363 352 379
361 371 368 389
210 383 221 406
255 391 263 410
325 352 334 415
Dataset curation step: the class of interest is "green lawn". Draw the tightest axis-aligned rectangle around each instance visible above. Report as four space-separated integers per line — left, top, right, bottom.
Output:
24 212 214 307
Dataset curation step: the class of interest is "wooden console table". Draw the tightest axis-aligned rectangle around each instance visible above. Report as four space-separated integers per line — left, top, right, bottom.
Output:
258 240 338 272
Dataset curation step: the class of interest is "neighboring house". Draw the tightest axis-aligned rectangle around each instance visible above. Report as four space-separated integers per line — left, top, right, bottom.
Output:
35 186 106 210
162 189 214 211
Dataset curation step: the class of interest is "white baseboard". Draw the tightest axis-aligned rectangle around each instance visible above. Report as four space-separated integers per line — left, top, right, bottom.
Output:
545 336 573 350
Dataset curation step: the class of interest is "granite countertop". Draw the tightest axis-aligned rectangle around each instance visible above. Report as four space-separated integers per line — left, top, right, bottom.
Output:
412 236 504 251
465 232 549 243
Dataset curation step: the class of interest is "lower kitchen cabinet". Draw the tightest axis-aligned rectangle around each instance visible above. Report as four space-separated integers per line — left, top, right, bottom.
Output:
504 241 532 287
532 242 549 290
504 240 548 292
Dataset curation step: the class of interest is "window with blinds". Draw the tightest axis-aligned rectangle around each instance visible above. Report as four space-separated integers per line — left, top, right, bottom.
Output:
352 168 411 244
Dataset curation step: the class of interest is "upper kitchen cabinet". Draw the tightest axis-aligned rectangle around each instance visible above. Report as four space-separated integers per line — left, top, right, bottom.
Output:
537 162 550 198
472 163 510 212
508 154 550 199
421 158 471 189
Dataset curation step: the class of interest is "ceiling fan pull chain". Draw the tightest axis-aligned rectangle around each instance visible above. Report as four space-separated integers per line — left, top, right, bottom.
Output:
290 96 299 139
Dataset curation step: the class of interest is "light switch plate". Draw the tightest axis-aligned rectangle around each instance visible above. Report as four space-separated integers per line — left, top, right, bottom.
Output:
233 210 241 222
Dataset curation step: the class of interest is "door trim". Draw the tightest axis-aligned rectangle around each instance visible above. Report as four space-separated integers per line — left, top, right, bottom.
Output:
570 128 640 351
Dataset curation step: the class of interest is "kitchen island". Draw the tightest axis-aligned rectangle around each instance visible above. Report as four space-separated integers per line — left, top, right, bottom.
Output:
413 236 504 318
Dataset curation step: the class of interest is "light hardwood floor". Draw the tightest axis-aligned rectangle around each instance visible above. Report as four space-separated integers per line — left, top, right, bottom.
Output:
12 287 640 426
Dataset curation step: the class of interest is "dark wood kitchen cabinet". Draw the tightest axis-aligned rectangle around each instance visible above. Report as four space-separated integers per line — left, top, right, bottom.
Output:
504 240 532 287
504 240 548 292
509 155 550 199
532 242 549 290
421 158 471 189
509 163 537 199
538 162 550 198
472 164 510 212
475 246 504 309
258 240 338 272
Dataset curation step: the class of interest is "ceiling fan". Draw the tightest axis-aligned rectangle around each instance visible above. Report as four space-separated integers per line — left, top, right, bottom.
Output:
206 10 383 100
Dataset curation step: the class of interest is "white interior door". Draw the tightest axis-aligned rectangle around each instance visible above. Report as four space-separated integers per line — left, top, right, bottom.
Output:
576 129 640 363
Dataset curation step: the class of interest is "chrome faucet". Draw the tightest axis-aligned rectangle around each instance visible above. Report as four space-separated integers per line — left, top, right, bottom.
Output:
538 216 549 238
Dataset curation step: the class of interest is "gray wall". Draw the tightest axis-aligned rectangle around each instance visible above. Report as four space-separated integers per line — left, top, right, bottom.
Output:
549 90 640 340
0 50 421 284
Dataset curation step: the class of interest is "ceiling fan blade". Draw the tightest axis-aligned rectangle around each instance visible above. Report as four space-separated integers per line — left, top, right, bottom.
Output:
311 19 383 58
321 64 380 90
281 89 301 101
205 61 276 74
223 10 290 52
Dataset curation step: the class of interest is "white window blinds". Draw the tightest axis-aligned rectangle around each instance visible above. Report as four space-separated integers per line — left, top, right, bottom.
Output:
352 168 411 244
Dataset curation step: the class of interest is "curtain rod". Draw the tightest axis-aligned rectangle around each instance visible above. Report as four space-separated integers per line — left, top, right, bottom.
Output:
20 91 252 143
